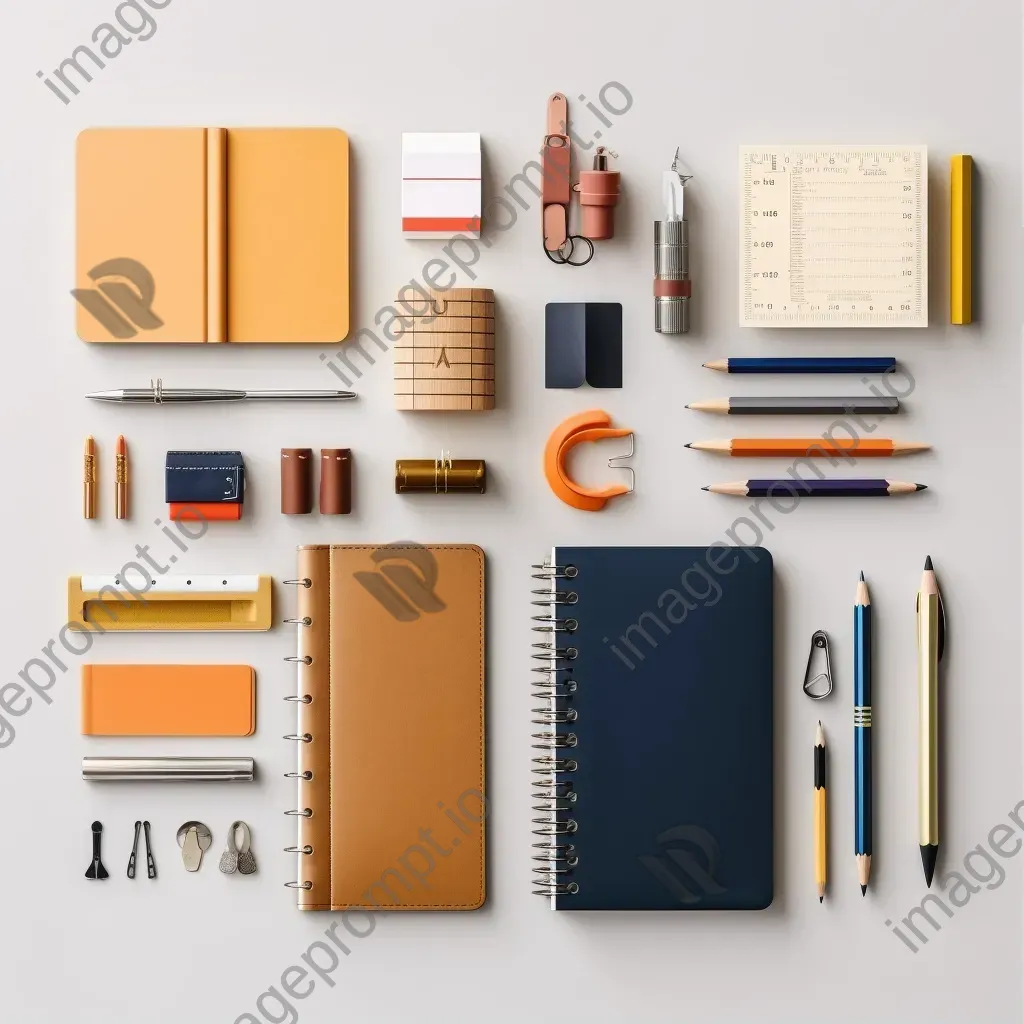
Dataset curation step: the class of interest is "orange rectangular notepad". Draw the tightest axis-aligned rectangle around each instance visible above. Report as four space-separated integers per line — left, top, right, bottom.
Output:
81 665 256 736
76 127 350 344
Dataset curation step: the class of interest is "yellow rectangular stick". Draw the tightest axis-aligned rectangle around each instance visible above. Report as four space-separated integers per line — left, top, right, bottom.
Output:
950 155 973 325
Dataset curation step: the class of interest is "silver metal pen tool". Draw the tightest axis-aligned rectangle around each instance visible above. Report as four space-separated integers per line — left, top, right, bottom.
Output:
86 378 357 403
654 148 692 335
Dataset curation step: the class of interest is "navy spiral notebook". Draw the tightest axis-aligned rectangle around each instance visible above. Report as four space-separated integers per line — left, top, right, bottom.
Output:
533 546 774 910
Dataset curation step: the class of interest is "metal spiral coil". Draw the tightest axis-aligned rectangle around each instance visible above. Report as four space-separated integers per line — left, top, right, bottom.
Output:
531 731 578 748
531 707 578 724
529 561 581 899
531 563 578 580
286 586 314 892
532 616 579 633
531 588 579 606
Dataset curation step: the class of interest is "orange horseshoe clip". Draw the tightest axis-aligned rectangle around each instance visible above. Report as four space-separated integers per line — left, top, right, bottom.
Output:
544 409 635 511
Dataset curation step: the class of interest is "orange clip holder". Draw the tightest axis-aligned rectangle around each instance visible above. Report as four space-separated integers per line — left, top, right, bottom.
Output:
544 410 634 511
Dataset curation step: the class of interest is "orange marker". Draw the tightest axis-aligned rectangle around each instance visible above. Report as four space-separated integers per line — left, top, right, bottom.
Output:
686 438 930 458
115 435 128 520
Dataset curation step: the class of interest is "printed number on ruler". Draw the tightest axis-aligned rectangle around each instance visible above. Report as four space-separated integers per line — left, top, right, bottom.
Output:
740 147 928 328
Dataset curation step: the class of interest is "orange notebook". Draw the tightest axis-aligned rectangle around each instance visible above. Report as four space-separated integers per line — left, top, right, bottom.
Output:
76 127 349 344
81 665 256 736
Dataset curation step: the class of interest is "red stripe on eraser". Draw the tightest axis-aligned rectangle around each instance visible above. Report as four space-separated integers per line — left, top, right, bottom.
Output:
403 217 481 234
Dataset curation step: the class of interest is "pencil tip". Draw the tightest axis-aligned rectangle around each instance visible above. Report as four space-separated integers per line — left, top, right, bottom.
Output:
861 885 867 896
859 570 865 581
921 845 938 887
819 896 824 903
684 443 692 449
685 404 692 410
916 484 928 491
701 486 709 492
924 555 933 570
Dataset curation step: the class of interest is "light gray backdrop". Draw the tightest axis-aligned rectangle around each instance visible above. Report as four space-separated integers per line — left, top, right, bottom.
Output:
0 0 1021 1021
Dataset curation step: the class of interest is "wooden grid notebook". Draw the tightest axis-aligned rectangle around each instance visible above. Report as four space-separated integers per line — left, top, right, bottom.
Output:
393 288 495 410
288 544 486 910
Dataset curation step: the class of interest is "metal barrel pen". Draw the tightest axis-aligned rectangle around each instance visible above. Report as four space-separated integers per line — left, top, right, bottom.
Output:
86 379 357 403
654 149 691 335
918 556 944 888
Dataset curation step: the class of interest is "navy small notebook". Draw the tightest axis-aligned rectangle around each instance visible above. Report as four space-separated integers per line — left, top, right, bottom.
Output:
534 546 773 910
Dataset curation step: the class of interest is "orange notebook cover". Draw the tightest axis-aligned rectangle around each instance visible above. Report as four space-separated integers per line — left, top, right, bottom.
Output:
81 665 256 736
76 127 349 344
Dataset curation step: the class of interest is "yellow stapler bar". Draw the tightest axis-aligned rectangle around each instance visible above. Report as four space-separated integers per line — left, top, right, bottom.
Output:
67 574 273 632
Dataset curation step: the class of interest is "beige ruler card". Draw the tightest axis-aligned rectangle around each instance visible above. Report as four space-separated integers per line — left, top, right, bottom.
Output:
740 146 927 328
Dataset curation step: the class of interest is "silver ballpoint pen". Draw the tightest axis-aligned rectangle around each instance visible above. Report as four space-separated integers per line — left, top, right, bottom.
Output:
86 379 357 403
654 148 692 335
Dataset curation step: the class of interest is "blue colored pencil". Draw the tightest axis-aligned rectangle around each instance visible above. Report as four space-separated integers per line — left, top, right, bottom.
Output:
703 357 897 375
855 573 873 895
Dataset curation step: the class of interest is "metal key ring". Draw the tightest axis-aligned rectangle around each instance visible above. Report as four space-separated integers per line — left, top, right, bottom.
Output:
544 237 573 265
564 234 595 267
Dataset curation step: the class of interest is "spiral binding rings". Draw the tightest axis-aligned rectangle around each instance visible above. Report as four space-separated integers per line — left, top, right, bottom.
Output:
285 577 315 889
531 588 579 606
530 562 581 898
532 644 577 663
532 731 578 748
531 707 578 724
531 563 579 580
532 616 579 633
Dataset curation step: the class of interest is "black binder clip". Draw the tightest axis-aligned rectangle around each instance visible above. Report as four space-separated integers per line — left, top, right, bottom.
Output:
803 630 833 700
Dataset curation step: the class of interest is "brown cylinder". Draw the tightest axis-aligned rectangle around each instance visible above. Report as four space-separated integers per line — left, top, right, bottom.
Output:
281 448 314 515
320 449 352 514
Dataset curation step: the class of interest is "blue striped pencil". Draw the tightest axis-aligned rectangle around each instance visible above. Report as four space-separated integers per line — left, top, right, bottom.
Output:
855 572 873 895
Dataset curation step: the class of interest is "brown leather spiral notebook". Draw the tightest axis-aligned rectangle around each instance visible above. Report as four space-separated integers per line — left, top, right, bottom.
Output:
287 544 486 911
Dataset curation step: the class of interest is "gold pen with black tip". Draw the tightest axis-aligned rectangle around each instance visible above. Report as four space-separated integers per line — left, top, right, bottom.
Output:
918 556 945 887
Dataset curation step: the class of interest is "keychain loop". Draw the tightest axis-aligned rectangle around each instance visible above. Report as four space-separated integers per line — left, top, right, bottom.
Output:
803 629 834 700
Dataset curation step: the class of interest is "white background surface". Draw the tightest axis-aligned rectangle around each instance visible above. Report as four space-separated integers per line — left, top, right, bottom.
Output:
0 1 1020 1021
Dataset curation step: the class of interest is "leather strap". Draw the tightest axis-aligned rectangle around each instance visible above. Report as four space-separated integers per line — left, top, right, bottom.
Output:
543 93 571 253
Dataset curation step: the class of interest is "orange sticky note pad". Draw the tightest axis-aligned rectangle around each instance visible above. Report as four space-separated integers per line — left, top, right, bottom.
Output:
81 664 256 736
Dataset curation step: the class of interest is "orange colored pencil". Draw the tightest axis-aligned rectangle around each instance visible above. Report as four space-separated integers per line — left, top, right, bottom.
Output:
686 438 929 458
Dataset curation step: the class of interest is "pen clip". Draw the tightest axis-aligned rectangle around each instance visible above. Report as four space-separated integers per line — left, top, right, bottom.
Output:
919 566 946 662
937 590 946 662
803 630 833 700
